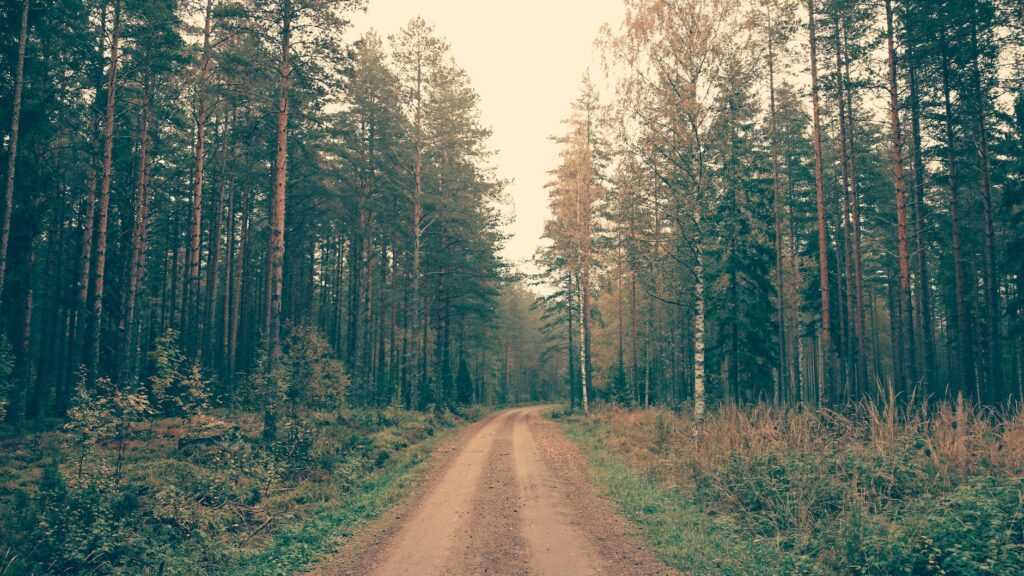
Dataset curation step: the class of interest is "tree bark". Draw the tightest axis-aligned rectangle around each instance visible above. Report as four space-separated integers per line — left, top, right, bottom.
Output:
907 53 937 398
188 0 215 357
89 0 122 386
767 0 787 406
940 30 976 400
807 0 832 406
969 9 1002 403
267 3 291 365
119 75 153 385
205 117 229 363
885 0 917 398
843 26 868 400
0 0 30 301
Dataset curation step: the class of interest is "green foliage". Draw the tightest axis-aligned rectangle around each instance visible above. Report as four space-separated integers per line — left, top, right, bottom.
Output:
280 325 348 411
903 478 1024 575
689 445 1024 574
0 406 481 574
562 417 788 575
610 359 632 407
63 378 152 484
246 326 348 417
563 408 1024 576
454 357 474 406
149 329 209 421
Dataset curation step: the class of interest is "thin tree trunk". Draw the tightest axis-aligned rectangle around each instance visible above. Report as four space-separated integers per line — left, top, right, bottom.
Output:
267 4 291 365
807 0 832 407
767 0 786 406
835 23 859 400
578 272 589 414
940 33 976 400
410 60 424 410
969 10 1002 403
885 0 918 399
205 117 229 363
229 185 249 384
843 26 868 400
907 54 937 398
188 0 215 357
693 234 707 425
0 0 30 301
119 76 153 385
9 242 34 425
631 270 639 405
89 0 122 385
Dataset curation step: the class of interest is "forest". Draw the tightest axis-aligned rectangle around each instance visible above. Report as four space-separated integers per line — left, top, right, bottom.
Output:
0 0 556 426
1 0 1023 573
538 0 1024 414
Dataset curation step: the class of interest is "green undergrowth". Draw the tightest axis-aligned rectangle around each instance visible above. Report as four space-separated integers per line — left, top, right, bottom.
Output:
561 416 789 574
0 406 487 575
559 404 1024 576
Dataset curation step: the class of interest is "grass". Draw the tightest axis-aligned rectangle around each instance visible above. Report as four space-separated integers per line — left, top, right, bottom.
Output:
558 399 1024 576
0 406 487 575
233 424 445 576
562 419 788 574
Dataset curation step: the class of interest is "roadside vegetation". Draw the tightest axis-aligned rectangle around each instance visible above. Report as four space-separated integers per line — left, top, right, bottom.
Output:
560 401 1024 575
0 327 485 575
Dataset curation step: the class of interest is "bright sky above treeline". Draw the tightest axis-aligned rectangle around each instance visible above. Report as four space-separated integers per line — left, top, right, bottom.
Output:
350 0 626 271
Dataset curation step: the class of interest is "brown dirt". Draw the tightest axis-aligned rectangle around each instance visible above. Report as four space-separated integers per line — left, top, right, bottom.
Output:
307 406 678 576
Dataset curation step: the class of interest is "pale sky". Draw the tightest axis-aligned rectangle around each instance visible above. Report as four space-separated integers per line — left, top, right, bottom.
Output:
350 0 626 272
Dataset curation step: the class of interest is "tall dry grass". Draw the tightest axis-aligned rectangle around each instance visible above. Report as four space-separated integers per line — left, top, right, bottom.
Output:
595 396 1024 490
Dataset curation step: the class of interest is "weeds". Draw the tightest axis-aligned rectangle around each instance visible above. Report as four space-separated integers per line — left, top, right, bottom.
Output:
564 400 1024 575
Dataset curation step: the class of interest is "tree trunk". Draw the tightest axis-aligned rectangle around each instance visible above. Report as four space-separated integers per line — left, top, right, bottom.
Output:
188 0 215 358
89 0 122 386
767 1 787 406
267 4 291 365
119 76 153 385
969 10 1002 404
885 0 918 399
834 23 862 400
578 272 589 414
907 54 937 398
807 0 832 406
693 236 707 425
8 242 34 425
0 0 30 301
940 32 976 400
843 26 868 400
205 118 229 364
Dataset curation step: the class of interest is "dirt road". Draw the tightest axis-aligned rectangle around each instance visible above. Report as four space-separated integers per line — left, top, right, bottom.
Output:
309 406 677 576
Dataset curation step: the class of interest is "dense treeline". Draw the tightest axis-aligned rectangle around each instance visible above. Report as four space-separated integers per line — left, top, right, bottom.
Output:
539 0 1024 414
0 0 525 428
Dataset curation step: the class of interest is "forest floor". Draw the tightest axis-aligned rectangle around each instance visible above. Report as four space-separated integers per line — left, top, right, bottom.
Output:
308 406 677 576
0 407 488 575
559 405 1024 576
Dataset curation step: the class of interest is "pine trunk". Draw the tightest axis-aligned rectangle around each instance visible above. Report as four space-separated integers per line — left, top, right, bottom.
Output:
0 0 30 300
885 0 918 399
267 5 291 365
807 0 832 406
188 0 215 357
89 0 122 385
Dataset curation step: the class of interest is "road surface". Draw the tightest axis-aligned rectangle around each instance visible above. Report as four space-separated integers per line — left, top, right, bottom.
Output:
308 406 677 576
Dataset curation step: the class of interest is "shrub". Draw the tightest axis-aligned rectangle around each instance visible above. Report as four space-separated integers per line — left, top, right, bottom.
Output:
581 402 1024 575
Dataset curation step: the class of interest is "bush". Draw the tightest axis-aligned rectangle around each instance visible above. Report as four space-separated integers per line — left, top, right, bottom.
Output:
576 402 1024 575
903 477 1024 575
